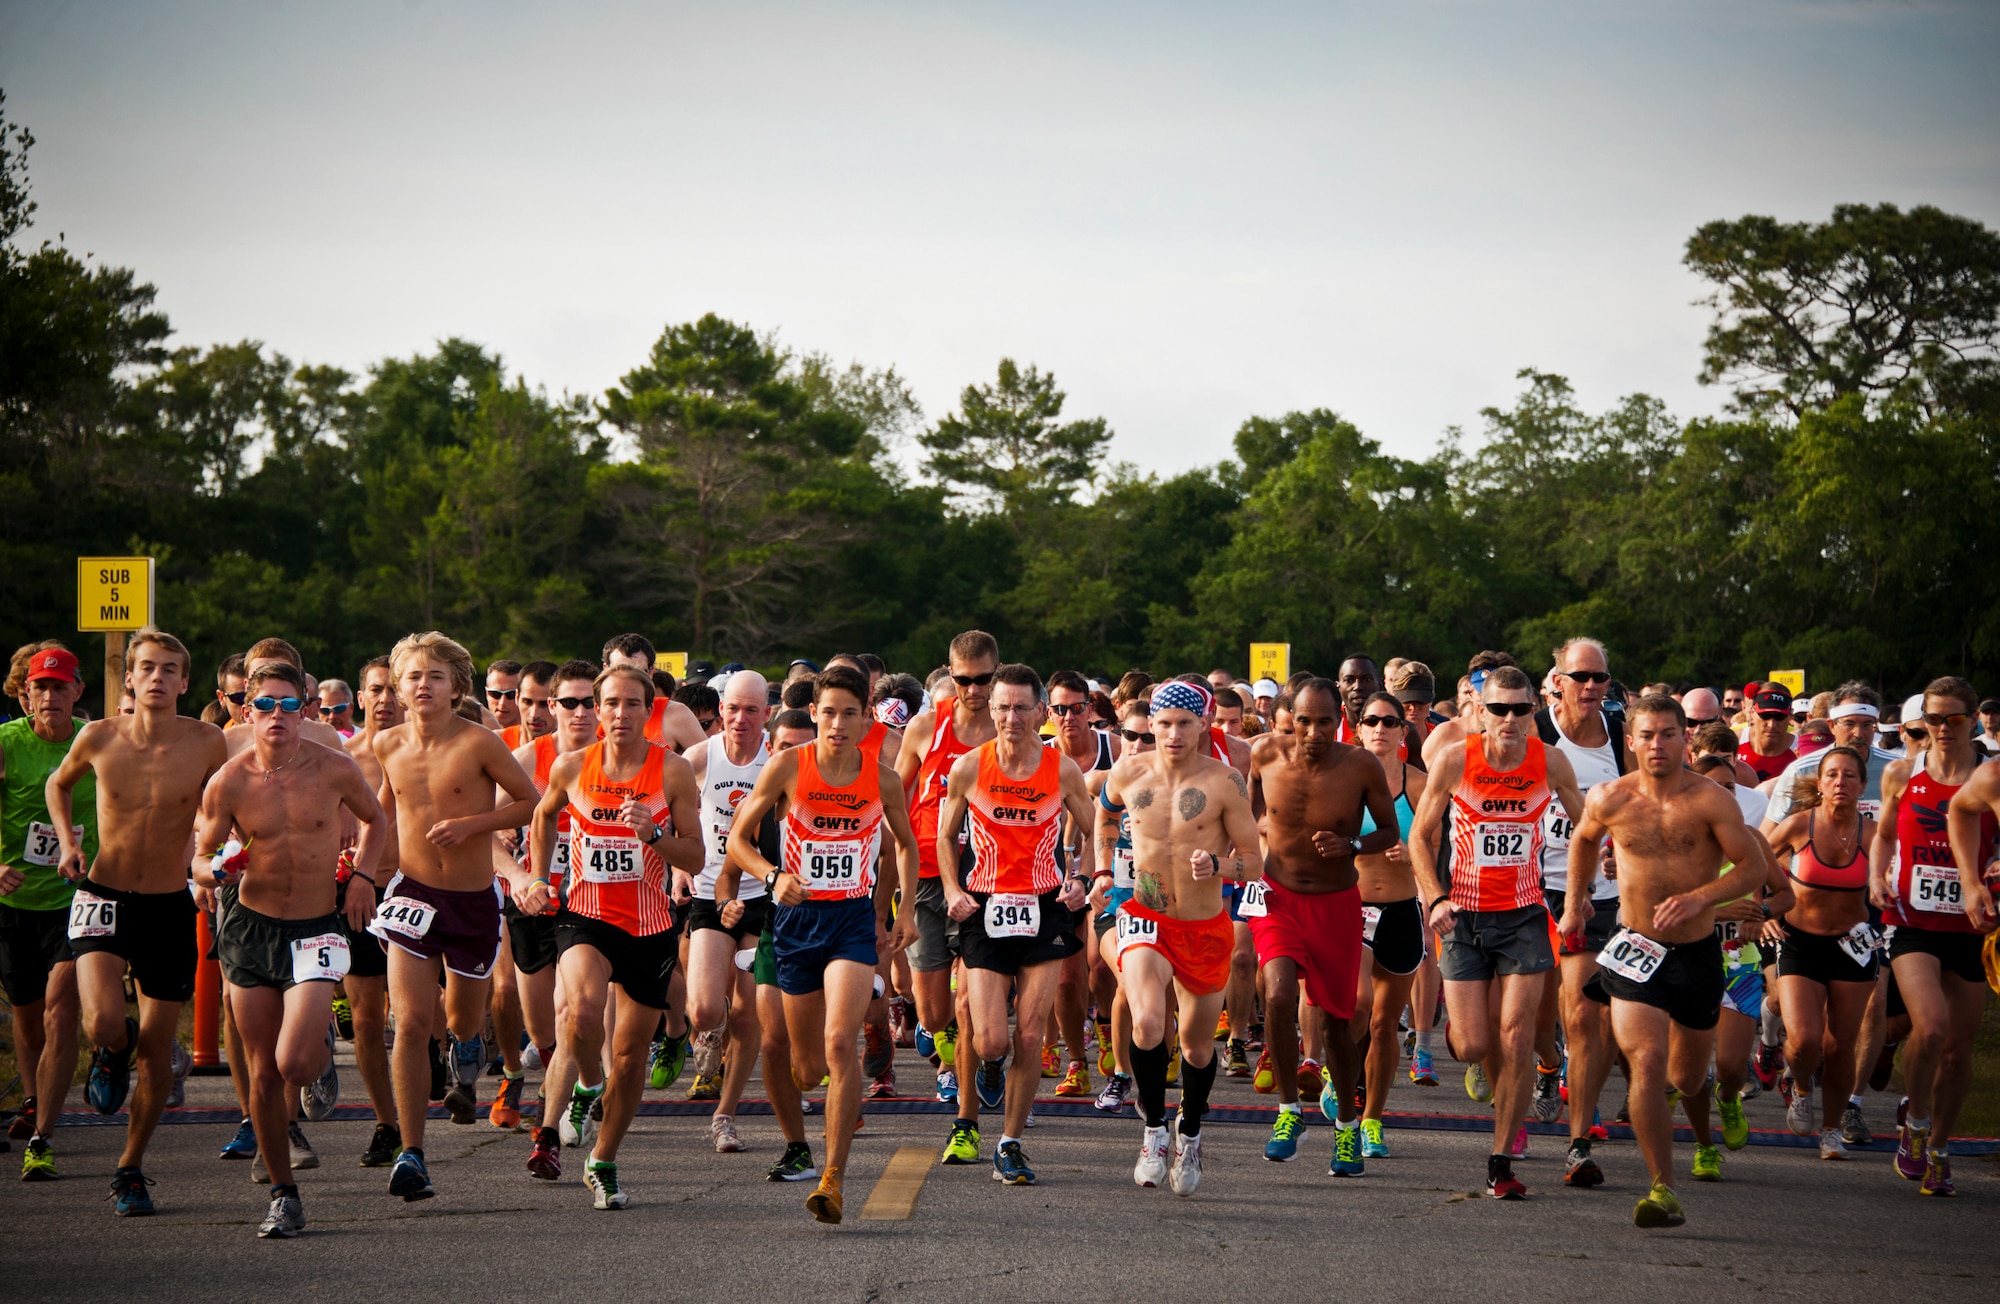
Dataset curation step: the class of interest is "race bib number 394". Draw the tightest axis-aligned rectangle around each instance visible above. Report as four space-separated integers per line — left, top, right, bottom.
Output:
1598 928 1667 984
67 890 116 940
290 933 351 985
985 893 1040 938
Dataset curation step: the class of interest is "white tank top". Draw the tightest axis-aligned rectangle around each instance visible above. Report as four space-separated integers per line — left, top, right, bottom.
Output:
698 740 770 899
1540 711 1620 899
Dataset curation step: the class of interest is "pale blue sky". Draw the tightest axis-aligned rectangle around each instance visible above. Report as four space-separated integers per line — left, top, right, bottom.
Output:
3 1 1995 472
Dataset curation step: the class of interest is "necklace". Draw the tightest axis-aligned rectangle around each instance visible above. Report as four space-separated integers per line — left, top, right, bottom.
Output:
255 745 303 780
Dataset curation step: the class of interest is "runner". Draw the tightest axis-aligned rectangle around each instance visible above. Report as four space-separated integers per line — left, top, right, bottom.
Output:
194 660 390 1237
1089 696 1154 1114
1763 745 1878 1159
318 679 356 739
1100 679 1262 1197
488 658 559 1110
934 664 1094 1184
2 644 94 1181
44 630 226 1213
370 631 540 1201
337 657 407 1168
1875 677 1995 1196
727 664 921 1223
1561 694 1764 1228
1246 679 1397 1174
1407 665 1584 1199
684 670 773 1155
518 663 703 1209
1044 668 1115 1098
600 634 708 753
1739 685 1798 783
484 660 524 734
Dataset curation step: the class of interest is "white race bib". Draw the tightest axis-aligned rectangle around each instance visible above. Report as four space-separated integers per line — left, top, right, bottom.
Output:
1115 908 1158 957
290 932 351 985
1837 922 1881 967
1909 861 1963 915
371 895 435 941
1236 879 1268 918
1361 904 1382 943
23 821 70 867
799 839 866 894
67 889 116 939
1112 846 1134 891
1599 928 1667 984
550 834 571 880
1473 822 1533 870
578 833 643 884
984 892 1040 938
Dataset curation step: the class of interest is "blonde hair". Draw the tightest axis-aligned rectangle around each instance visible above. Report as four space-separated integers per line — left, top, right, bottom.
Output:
126 627 191 678
389 631 476 708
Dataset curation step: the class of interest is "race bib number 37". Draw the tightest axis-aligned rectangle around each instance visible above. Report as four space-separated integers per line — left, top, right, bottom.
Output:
24 821 71 867
67 890 116 940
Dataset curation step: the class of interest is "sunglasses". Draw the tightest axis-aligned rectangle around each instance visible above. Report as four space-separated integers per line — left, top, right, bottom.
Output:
696 716 718 730
1049 702 1089 717
554 696 595 711
487 687 519 700
1561 670 1611 685
1923 712 1969 728
323 702 351 714
1119 728 1156 745
1358 715 1407 729
1091 720 1112 730
250 696 304 714
1686 717 1719 728
224 691 246 705
1756 710 1791 720
1905 725 1928 739
1482 701 1536 717
951 672 996 687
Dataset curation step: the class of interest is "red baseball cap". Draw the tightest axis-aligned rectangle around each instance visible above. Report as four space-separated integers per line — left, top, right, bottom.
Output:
27 648 81 684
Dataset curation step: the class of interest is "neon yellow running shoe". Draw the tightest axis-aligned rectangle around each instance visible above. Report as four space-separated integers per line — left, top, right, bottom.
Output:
1715 1086 1750 1151
1691 1143 1723 1182
934 1022 958 1069
1465 1063 1492 1104
1633 1182 1686 1228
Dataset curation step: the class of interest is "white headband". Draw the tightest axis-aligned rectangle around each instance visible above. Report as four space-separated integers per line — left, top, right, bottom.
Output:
1828 702 1879 721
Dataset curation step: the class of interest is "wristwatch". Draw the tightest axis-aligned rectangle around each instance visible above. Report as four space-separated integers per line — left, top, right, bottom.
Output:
644 823 663 846
765 870 780 892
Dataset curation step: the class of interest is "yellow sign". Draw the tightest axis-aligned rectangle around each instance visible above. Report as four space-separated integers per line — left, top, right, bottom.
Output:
77 557 155 632
1249 642 1291 684
661 652 689 681
1767 669 1805 698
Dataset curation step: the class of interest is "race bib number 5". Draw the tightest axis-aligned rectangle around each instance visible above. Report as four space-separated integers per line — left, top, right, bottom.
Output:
1599 928 1667 983
1114 909 1158 957
985 893 1040 938
290 933 351 985
370 896 435 941
579 834 643 884
67 890 116 940
1474 822 1533 869
1909 862 1963 915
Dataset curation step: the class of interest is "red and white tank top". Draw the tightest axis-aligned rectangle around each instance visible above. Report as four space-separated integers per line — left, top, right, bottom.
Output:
529 734 572 887
1448 736 1552 912
911 711 974 879
565 742 676 935
1889 757 1994 933
783 743 885 901
963 742 1064 895
1789 810 1869 893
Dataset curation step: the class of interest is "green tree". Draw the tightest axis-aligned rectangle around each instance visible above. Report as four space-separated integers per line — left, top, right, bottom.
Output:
918 359 1112 527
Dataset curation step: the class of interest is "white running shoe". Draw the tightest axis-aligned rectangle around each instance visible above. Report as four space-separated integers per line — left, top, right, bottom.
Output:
1134 1125 1170 1188
1818 1127 1849 1161
1169 1126 1203 1197
709 1114 744 1153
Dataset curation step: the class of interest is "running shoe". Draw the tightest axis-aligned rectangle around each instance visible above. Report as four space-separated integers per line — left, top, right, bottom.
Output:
587 1160 629 1210
692 1027 725 1080
1361 1117 1389 1159
1408 1047 1438 1086
1691 1142 1723 1182
220 1118 258 1160
1509 1124 1529 1159
527 1129 561 1180
1753 1040 1782 1092
1215 1010 1231 1041
166 1039 193 1110
490 1074 524 1129
1738 1071 1762 1103
767 1141 817 1182
85 1016 138 1115
1633 1182 1685 1228
1564 1138 1604 1187
976 1059 1006 1110
1896 1095 1909 1129
992 1140 1036 1185
647 1030 687 1090
1486 1155 1526 1200
1094 1073 1132 1114
687 1073 722 1102
867 1069 898 1100
1329 1123 1365 1178
710 1115 745 1153
1531 1064 1562 1123
6 1098 33 1142
289 1121 319 1170
20 1136 55 1182
1252 1048 1276 1094
1298 1058 1323 1100
1169 1126 1203 1197
1715 1087 1750 1151
1098 1039 1116 1078
1589 1108 1609 1143
1317 1074 1342 1124
1134 1125 1171 1188
560 1087 602 1149
1040 1044 1061 1079
1781 1074 1813 1137
1225 1039 1251 1078
110 1166 154 1216
252 1149 271 1184
862 1024 893 1080
360 1123 402 1168
444 1034 483 1124
805 1169 844 1223
1840 1101 1872 1146
1819 1127 1849 1160
941 1119 981 1165
258 1189 306 1239
915 1023 936 1060
1894 1123 1929 1181
1465 1063 1492 1104
1054 1060 1092 1098
1265 1109 1306 1162
388 1149 434 1201
1919 1151 1955 1197
302 1020 340 1122
888 997 914 1048
934 1021 958 1069
935 1067 958 1104
331 995 353 1041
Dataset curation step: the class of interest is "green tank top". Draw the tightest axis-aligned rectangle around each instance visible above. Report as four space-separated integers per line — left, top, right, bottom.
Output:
0 717 96 911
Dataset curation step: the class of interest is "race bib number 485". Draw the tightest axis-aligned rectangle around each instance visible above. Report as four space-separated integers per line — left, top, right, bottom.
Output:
579 834 643 884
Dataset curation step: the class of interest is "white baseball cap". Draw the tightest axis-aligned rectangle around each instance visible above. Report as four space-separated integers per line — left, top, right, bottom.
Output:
1253 678 1280 698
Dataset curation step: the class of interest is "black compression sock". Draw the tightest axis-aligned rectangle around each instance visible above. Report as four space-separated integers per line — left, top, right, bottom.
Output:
1178 1054 1218 1136
1130 1039 1169 1129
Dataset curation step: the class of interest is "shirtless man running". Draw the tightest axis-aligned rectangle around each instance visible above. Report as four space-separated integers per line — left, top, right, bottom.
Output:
337 656 406 1168
1099 679 1262 1197
45 629 226 1215
1561 694 1763 1228
194 660 389 1238
370 631 539 1202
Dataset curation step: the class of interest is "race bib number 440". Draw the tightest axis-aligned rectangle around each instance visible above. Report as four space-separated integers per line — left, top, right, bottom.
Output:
370 896 435 941
67 890 116 940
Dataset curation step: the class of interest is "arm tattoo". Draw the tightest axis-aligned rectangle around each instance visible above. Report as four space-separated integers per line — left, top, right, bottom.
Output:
1177 788 1207 820
1130 787 1154 810
1228 770 1249 799
1136 868 1170 911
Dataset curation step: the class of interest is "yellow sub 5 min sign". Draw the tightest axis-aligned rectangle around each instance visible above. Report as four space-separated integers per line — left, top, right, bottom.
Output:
78 557 155 631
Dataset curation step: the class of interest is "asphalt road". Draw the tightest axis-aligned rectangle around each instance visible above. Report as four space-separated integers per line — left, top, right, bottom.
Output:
2 1034 1994 1303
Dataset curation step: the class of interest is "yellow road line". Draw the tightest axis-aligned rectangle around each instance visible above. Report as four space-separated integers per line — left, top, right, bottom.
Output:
858 1145 934 1220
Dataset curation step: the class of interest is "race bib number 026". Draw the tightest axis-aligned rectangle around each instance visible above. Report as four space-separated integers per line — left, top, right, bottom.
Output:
290 933 351 985
1474 822 1533 869
67 890 116 940
985 893 1040 938
1598 928 1667 984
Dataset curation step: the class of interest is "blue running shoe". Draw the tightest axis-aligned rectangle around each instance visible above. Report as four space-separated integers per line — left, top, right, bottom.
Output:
86 1017 138 1115
935 1068 958 1104
1318 1076 1342 1124
1265 1109 1306 1162
991 1140 1036 1185
220 1118 258 1160
1361 1118 1390 1159
388 1149 435 1201
1329 1123 1366 1177
110 1166 155 1216
915 1025 936 1060
976 1060 1006 1111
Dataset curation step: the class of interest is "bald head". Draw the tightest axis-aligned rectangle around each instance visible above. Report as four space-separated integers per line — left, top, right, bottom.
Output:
717 669 770 757
721 670 769 706
1682 687 1721 725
